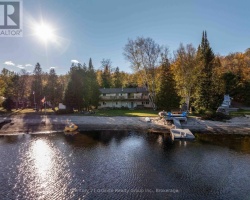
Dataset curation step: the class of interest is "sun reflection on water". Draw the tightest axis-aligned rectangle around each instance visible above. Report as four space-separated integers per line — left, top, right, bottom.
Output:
31 139 53 178
14 136 73 199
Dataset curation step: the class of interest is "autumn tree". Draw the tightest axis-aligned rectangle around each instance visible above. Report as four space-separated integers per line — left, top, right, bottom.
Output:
0 68 16 97
172 43 198 110
124 37 162 109
18 69 30 102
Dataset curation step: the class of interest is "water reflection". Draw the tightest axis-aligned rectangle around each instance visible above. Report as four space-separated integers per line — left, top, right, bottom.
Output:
12 135 73 199
196 134 250 154
31 139 53 178
0 132 250 199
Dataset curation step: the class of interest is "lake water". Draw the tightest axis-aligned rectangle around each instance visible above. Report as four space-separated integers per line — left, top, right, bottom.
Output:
1 132 250 200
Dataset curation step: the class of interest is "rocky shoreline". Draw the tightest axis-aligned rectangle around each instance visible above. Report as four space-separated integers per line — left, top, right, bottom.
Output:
0 114 250 135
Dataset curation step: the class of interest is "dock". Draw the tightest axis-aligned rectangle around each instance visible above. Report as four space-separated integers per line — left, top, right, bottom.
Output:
164 116 195 140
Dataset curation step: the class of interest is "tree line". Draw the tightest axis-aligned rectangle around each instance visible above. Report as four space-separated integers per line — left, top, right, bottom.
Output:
1 31 250 112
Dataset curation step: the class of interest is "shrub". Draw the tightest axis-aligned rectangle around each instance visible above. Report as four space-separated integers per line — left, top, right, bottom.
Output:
55 109 74 115
201 111 231 121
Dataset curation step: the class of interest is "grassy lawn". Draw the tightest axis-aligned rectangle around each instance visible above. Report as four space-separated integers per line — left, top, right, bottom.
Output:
2 107 249 118
94 109 158 117
0 107 158 117
0 107 55 115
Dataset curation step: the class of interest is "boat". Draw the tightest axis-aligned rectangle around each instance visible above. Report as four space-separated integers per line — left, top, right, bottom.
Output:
170 128 195 139
64 123 79 135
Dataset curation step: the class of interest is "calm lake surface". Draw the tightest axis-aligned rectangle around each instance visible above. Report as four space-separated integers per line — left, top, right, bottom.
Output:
1 132 250 200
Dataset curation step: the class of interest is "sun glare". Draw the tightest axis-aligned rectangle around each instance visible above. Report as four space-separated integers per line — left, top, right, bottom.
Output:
34 23 55 42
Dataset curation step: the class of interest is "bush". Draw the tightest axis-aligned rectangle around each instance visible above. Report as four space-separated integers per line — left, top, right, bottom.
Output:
2 97 13 111
55 109 74 115
201 111 231 121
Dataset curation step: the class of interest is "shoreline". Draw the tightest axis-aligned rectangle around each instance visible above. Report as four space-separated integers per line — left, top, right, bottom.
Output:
0 115 250 136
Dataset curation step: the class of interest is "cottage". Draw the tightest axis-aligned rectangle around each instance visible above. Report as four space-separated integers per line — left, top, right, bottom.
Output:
99 87 152 109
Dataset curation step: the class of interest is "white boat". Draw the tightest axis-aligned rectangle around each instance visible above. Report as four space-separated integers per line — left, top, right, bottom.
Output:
170 128 195 139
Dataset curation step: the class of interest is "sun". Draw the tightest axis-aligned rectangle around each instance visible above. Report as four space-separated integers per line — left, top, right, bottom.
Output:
34 23 55 42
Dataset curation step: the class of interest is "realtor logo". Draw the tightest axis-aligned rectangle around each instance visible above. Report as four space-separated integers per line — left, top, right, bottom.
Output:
0 0 23 37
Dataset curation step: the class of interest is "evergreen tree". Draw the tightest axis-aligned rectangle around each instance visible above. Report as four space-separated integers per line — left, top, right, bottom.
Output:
194 31 216 111
112 67 123 88
64 60 100 111
89 58 93 70
84 58 100 110
101 59 112 88
44 68 61 108
63 66 85 111
31 63 43 109
156 58 180 110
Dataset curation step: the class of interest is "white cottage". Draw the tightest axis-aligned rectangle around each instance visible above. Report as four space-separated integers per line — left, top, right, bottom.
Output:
98 87 152 109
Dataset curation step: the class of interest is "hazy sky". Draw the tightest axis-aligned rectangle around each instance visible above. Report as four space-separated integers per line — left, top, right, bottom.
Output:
1 0 250 74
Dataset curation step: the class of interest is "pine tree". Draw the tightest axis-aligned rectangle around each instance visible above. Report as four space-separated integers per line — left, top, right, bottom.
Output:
85 58 100 110
89 58 93 70
101 59 112 88
64 60 100 111
31 63 43 109
63 66 85 111
112 67 123 88
156 59 180 110
44 68 61 108
194 31 215 111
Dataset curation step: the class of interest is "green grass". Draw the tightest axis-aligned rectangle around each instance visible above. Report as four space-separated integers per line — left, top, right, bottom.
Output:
229 109 250 117
94 109 158 117
2 107 248 118
0 107 158 117
0 107 56 115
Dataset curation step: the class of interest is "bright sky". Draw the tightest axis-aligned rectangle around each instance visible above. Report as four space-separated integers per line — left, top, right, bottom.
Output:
1 0 250 74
